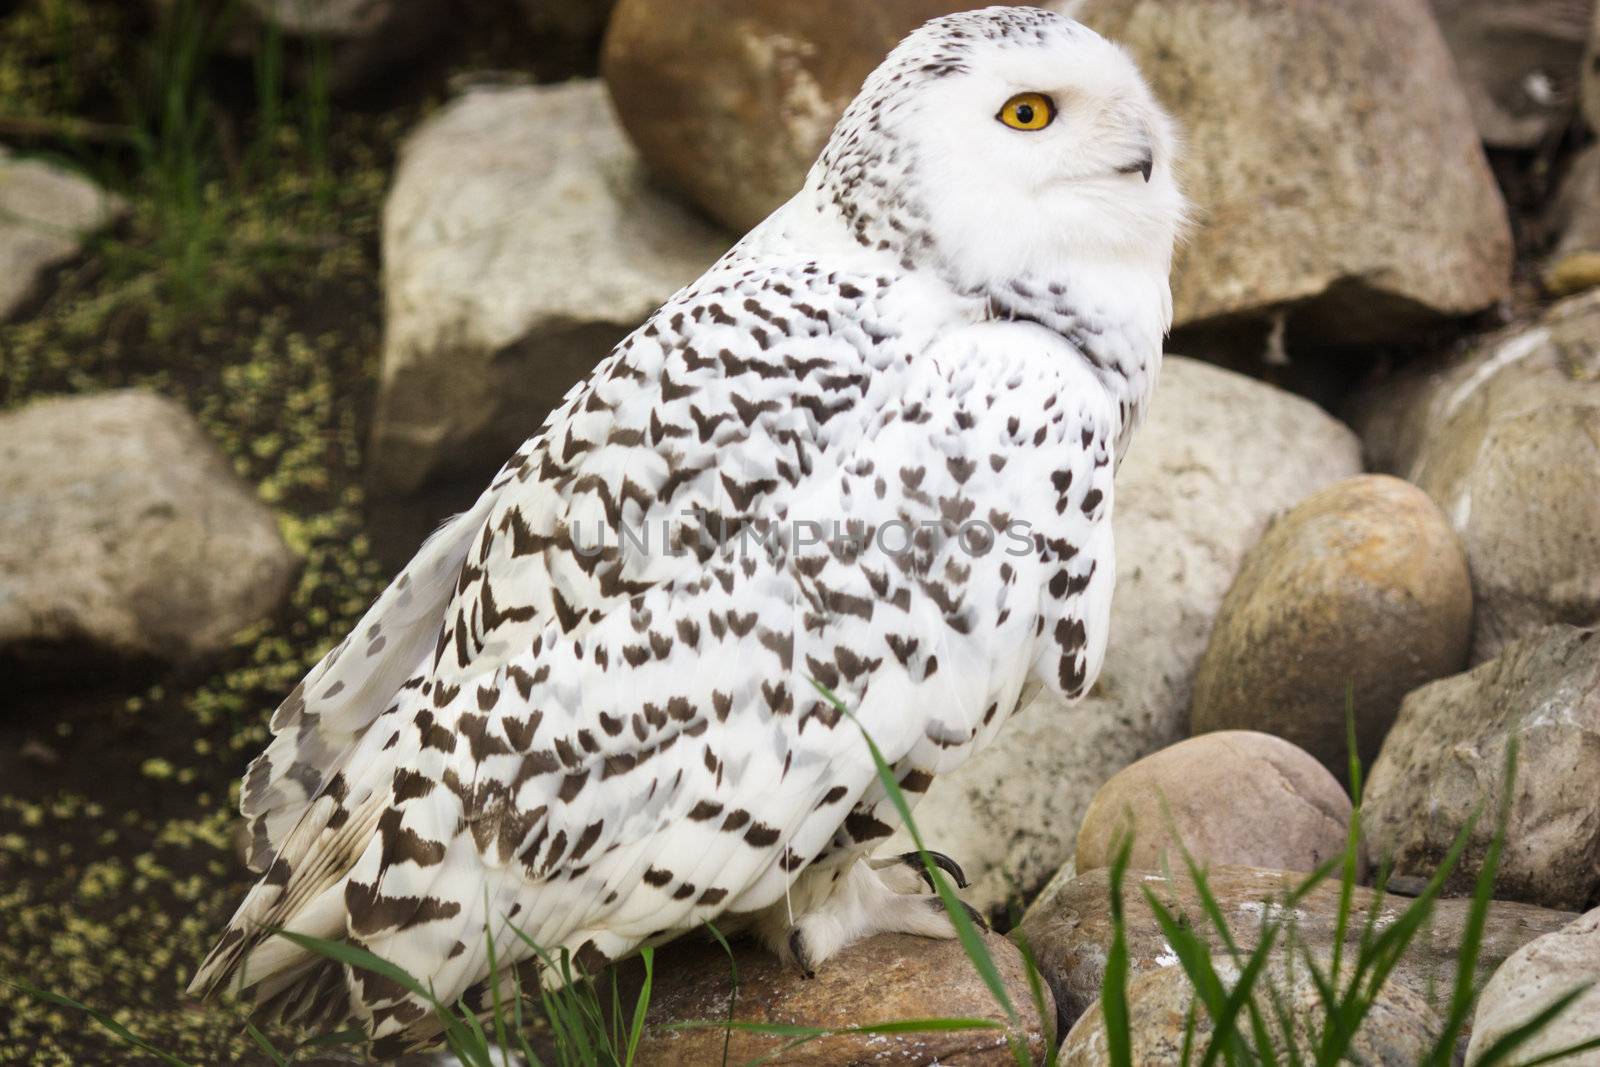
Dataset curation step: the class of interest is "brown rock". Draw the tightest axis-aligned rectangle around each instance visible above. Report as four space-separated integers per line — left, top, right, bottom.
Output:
1061 957 1439 1065
610 0 1508 336
624 931 1052 1066
1430 0 1593 149
1189 476 1473 776
601 0 987 233
1350 291 1600 662
1075 731 1353 876
1018 864 1577 1036
1076 0 1511 338
1364 625 1600 911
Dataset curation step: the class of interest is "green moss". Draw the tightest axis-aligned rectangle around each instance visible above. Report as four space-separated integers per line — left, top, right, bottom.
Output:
0 20 397 1067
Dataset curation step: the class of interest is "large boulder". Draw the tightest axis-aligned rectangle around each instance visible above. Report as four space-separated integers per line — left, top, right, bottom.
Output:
888 357 1363 912
1363 625 1600 912
0 391 296 671
370 81 732 506
1074 731 1354 877
1351 290 1600 662
1074 0 1512 338
1061 956 1439 1065
1467 907 1600 1066
1189 475 1473 776
604 0 1510 339
625 931 1052 1066
1018 864 1578 1036
0 147 124 321
601 0 985 234
1430 0 1594 149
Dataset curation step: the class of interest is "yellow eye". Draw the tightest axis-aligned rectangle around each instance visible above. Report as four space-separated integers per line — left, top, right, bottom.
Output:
997 92 1055 131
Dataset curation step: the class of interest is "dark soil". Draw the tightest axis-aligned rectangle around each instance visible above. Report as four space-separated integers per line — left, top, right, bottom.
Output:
0 2 595 1062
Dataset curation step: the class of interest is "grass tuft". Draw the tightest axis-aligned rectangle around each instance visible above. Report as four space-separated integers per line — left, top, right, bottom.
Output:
13 693 1600 1067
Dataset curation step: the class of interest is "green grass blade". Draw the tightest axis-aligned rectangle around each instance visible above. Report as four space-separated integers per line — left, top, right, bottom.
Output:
624 945 655 1067
1425 739 1519 1065
294 1028 365 1050
1014 930 1059 1065
245 1022 291 1067
455 1003 499 1067
1201 923 1282 1067
1139 888 1250 1067
672 1016 1006 1036
482 908 514 1067
1173 837 1285 1066
812 682 1018 1030
704 921 742 1067
274 930 489 1063
1329 693 1362 992
1310 800 1480 1066
671 1014 1012 1067
1471 984 1596 1067
1 978 198 1067
1101 834 1135 1067
1513 1034 1600 1067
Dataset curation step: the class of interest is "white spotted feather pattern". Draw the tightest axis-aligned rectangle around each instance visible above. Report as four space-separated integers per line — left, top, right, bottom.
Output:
191 6 1186 1054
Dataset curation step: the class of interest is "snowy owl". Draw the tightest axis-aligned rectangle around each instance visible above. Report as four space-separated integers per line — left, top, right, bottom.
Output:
191 6 1183 1053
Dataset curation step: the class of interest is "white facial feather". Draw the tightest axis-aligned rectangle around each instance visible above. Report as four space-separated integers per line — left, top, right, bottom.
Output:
811 6 1185 291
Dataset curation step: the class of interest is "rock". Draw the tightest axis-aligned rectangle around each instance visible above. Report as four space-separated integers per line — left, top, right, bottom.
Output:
1544 143 1600 294
151 0 453 93
0 147 124 321
369 81 732 503
1430 0 1593 149
1061 957 1439 1065
1350 291 1600 662
1018 864 1578 1036
623 931 1052 1066
1189 475 1472 776
1363 625 1600 911
1075 0 1511 339
888 357 1363 912
601 0 983 233
1074 731 1353 877
0 391 296 670
1467 907 1600 1066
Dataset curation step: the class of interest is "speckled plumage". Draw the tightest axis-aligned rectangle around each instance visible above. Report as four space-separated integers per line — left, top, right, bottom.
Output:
191 6 1184 1053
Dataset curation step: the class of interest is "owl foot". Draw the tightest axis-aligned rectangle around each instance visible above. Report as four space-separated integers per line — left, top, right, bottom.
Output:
869 849 970 893
764 850 981 978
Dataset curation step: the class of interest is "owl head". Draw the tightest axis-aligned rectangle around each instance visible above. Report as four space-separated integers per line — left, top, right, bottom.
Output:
811 6 1185 295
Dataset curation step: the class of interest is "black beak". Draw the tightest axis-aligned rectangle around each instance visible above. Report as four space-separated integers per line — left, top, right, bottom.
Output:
1118 151 1154 182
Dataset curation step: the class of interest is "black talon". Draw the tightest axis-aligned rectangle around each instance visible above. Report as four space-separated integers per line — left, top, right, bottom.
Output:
930 896 990 932
900 850 969 891
788 928 816 979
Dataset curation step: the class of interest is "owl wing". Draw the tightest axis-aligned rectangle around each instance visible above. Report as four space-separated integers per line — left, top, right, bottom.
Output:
232 258 904 880
194 318 1123 1055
